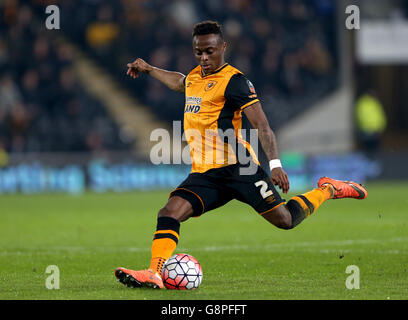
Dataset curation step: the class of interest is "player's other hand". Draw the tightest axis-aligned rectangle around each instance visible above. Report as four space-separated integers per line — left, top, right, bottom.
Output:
126 58 153 79
271 167 290 194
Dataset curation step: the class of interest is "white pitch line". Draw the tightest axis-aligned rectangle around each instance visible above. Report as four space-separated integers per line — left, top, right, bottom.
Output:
1 237 407 255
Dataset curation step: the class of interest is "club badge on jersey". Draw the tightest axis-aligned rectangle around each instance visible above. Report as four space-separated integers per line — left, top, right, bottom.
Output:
205 80 217 91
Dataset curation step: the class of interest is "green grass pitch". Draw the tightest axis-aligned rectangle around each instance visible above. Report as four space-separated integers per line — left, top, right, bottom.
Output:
1 182 407 300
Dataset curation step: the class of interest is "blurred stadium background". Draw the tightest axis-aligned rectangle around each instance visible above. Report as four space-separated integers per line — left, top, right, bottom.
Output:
2 0 408 301
0 0 407 194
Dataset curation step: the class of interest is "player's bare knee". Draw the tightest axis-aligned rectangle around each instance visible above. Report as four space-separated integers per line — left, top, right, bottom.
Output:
158 206 177 219
264 206 293 230
157 196 194 222
267 216 291 229
273 212 292 230
157 206 186 223
278 217 293 230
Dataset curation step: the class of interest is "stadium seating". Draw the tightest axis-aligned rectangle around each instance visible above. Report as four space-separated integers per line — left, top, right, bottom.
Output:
0 0 340 153
0 2 130 153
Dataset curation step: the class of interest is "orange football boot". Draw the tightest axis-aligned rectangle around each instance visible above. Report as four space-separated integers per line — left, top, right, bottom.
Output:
114 267 163 289
318 177 367 200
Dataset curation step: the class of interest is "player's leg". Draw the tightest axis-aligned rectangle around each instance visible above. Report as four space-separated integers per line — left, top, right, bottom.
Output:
115 196 193 289
148 196 194 277
262 177 367 229
231 163 367 230
261 184 334 229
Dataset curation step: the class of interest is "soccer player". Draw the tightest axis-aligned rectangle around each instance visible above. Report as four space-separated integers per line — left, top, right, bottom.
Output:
115 21 367 289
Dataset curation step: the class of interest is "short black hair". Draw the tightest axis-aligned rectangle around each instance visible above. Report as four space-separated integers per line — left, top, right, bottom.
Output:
192 20 224 39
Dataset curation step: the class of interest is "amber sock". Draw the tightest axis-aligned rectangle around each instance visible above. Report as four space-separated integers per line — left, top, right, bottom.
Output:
149 216 180 275
286 185 333 228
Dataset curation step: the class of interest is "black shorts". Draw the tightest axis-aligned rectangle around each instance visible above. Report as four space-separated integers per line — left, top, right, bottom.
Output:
169 163 285 217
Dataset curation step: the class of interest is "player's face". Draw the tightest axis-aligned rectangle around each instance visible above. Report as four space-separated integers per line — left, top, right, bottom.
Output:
192 34 226 75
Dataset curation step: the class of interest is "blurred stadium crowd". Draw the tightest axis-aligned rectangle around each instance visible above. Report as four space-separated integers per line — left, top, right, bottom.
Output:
1 0 339 153
0 0 129 153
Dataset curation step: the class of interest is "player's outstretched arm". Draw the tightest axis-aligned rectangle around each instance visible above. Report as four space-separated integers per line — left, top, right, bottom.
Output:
244 102 290 193
126 58 185 93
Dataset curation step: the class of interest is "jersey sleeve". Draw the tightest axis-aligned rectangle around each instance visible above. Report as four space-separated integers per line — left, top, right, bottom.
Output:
224 73 259 111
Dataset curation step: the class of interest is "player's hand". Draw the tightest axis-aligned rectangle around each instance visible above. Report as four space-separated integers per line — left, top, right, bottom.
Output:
126 58 153 79
271 167 290 194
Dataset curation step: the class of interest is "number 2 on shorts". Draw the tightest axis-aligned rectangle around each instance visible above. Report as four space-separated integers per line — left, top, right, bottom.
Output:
254 180 273 199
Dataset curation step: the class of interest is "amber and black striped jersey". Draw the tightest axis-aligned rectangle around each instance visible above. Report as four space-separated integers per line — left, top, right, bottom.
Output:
183 63 260 173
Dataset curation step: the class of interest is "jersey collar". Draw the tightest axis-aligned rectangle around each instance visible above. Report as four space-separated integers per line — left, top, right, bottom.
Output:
200 63 229 78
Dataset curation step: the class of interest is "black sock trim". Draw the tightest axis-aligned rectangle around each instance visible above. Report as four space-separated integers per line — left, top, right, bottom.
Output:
297 195 315 214
156 216 180 234
153 232 179 244
286 199 307 229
